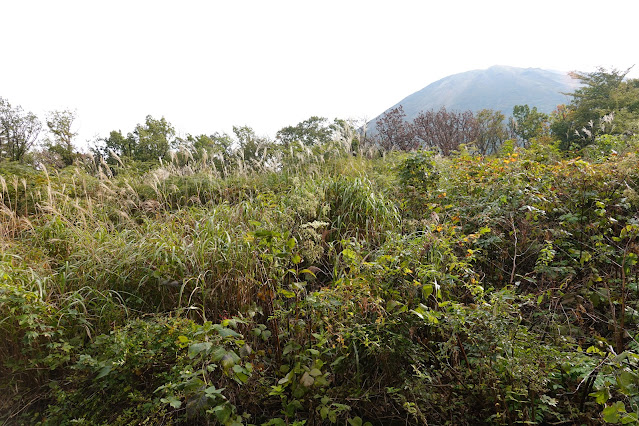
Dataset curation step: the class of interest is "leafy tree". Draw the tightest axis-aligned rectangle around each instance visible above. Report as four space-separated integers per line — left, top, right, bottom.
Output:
609 77 639 134
569 67 630 123
0 97 42 162
509 104 549 147
96 116 176 164
412 107 478 156
552 67 639 149
132 115 176 162
44 109 78 167
185 132 233 160
101 129 136 162
233 125 272 165
475 109 508 155
375 106 417 151
276 116 336 147
174 132 235 174
549 104 574 150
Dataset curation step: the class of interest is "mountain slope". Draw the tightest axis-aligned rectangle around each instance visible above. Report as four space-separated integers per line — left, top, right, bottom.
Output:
371 65 579 127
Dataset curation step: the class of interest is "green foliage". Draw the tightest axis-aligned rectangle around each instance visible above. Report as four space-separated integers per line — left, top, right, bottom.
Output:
570 68 631 128
2 130 639 425
510 104 549 147
133 115 176 162
589 348 639 424
98 116 176 164
551 67 639 151
395 150 440 219
233 125 273 167
182 132 234 172
276 116 337 147
44 109 78 167
28 315 254 425
0 96 42 162
475 108 509 155
396 150 439 195
582 134 639 161
99 129 135 163
325 175 399 244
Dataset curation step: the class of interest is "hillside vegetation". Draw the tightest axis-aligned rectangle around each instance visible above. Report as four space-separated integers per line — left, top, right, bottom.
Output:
2 68 639 425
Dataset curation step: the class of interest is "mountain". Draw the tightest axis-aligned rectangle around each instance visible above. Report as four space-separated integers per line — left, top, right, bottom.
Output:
369 65 579 129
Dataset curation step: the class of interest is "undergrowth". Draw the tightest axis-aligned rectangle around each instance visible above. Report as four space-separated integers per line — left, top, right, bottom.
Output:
2 138 639 424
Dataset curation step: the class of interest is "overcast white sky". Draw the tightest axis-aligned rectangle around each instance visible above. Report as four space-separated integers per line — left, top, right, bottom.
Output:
1 0 637 149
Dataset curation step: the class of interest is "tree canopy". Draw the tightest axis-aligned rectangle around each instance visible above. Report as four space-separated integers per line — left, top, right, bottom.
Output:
0 97 42 162
509 104 549 146
551 67 639 149
98 115 176 164
44 109 79 166
276 116 337 147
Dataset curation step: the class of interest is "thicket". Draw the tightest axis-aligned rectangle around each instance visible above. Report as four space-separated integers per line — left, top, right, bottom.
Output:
1 128 639 425
2 67 639 425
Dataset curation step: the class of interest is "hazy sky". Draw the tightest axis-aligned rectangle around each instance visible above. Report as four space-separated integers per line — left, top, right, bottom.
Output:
1 0 637 148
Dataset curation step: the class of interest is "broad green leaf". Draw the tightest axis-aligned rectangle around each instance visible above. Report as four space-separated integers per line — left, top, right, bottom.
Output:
603 402 626 423
348 417 363 426
314 375 329 386
183 377 205 393
188 341 212 358
421 284 433 299
292 281 306 291
221 351 240 370
292 386 305 398
300 371 314 387
309 368 322 377
589 388 610 404
286 399 303 416
617 371 637 392
320 406 329 419
278 371 293 385
234 372 249 384
211 403 232 423
205 386 225 396
95 365 112 379
218 328 241 338
279 288 296 298
212 346 227 362
161 395 182 409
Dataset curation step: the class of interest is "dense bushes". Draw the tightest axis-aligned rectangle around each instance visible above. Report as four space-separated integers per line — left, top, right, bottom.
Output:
2 141 639 424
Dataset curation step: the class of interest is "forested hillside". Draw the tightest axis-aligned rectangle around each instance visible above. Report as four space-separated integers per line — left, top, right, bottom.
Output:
2 68 639 425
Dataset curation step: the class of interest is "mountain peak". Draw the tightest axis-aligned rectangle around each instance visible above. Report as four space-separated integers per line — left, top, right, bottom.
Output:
371 66 578 128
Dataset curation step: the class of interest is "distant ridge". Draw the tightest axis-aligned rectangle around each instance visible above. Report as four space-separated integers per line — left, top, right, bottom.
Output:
369 65 579 130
